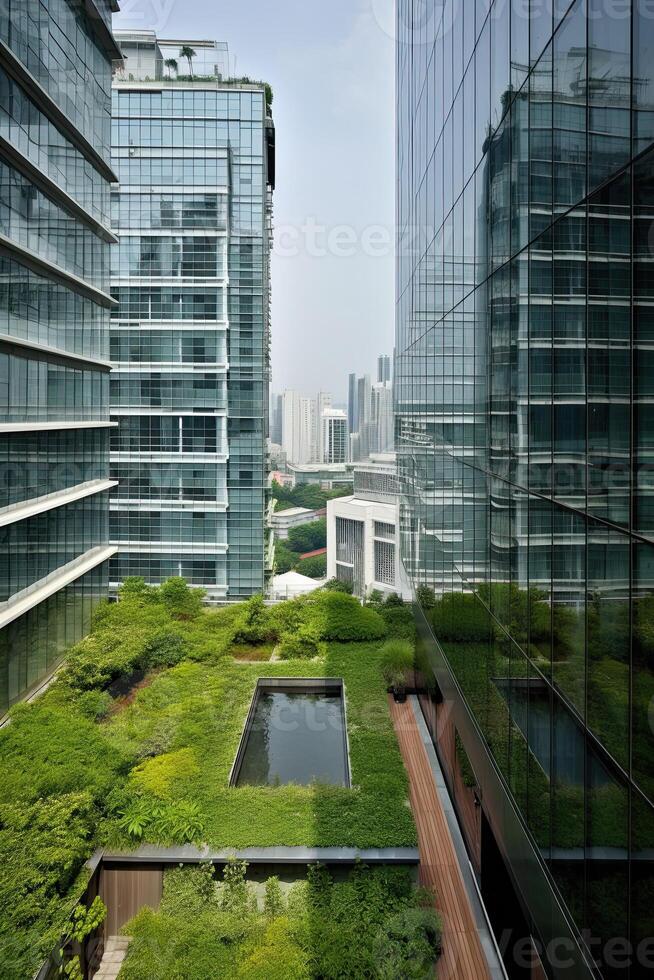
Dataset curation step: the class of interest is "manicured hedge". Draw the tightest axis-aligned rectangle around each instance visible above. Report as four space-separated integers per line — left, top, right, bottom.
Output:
318 592 387 642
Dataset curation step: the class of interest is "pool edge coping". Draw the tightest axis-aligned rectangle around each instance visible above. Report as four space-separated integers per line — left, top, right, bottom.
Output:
95 845 421 866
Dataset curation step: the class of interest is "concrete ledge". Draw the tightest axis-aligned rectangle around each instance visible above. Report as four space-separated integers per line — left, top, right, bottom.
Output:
98 845 421 866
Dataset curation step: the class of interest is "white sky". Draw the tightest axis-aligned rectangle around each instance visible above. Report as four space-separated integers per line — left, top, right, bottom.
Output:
113 0 397 401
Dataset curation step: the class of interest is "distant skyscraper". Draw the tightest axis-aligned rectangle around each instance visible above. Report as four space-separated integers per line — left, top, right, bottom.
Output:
377 354 391 384
321 409 348 464
0 0 120 714
370 382 394 454
348 373 359 434
270 393 283 445
313 391 333 462
281 390 314 465
110 32 274 601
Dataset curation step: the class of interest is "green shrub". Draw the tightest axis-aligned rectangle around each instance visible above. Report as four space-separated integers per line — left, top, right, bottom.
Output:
323 577 353 594
380 639 415 685
121 863 429 980
274 540 297 573
75 689 112 721
278 623 326 660
118 798 205 845
430 592 492 643
159 577 206 619
296 553 327 579
142 629 188 669
373 906 442 979
318 592 387 642
160 864 218 918
233 595 276 645
264 876 285 919
237 918 310 980
381 603 416 640
118 577 159 603
220 858 254 916
416 585 436 610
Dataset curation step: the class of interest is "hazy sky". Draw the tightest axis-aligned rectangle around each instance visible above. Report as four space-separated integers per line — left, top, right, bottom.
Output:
114 0 396 403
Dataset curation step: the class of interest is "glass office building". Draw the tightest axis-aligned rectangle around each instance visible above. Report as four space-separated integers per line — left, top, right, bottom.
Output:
0 0 120 715
397 1 654 976
110 32 274 600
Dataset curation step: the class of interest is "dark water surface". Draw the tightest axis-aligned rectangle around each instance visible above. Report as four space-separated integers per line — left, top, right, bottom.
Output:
235 690 349 787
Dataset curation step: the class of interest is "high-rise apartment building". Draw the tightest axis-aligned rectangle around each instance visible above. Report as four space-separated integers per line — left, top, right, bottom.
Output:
347 372 358 434
281 389 314 465
377 353 391 384
269 392 283 445
0 0 120 714
110 32 274 601
313 390 333 462
321 408 348 464
397 2 654 976
370 382 394 455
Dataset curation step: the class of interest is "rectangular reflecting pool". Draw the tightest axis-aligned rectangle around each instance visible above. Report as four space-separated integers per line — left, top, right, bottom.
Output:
230 678 351 788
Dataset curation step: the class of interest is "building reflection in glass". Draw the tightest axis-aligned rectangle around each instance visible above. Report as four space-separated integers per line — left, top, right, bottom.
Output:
397 1 654 974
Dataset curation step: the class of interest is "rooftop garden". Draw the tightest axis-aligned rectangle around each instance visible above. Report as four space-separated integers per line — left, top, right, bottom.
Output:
120 861 441 980
0 580 420 979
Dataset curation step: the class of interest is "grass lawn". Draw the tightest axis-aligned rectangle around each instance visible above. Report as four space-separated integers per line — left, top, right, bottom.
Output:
105 643 417 850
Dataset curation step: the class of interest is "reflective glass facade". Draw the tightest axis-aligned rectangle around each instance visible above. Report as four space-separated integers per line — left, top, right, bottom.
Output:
110 33 273 599
0 0 116 715
397 2 654 976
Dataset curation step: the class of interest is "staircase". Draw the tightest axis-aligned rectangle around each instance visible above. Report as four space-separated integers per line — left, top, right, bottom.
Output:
93 935 130 980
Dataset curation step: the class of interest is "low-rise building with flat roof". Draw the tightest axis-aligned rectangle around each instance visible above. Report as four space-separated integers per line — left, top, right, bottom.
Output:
271 506 318 540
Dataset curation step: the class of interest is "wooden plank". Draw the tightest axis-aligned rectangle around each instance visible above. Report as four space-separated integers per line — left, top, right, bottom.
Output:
390 697 492 980
101 865 163 936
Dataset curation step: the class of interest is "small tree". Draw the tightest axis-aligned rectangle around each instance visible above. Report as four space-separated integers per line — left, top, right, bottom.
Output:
323 577 353 595
296 554 327 579
164 58 178 78
179 45 196 77
159 577 205 619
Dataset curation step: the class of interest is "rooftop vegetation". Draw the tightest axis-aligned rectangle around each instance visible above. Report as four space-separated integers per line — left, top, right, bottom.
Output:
271 479 352 513
0 581 417 979
120 861 441 980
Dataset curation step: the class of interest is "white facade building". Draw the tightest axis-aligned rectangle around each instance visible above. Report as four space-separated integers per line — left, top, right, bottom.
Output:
313 391 333 462
271 506 318 540
321 408 349 464
370 382 394 454
326 455 411 599
281 390 315 465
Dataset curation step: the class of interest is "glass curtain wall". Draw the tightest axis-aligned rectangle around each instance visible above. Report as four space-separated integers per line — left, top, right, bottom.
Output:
0 0 117 714
110 38 273 598
397 1 654 976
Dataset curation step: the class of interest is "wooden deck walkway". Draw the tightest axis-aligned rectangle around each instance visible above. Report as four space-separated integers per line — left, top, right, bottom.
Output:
390 697 492 980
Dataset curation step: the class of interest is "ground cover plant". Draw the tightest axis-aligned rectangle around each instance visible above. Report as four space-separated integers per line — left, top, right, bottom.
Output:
0 580 416 979
118 860 441 980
